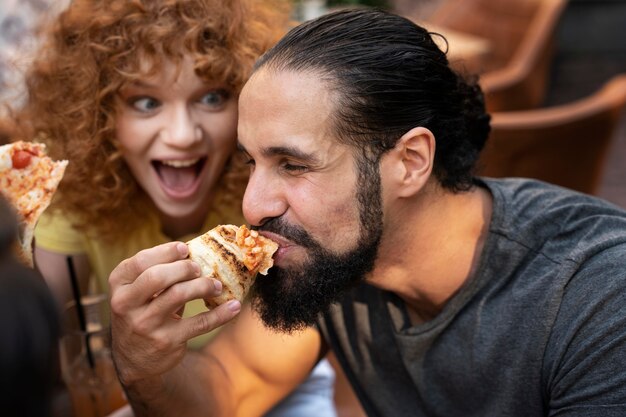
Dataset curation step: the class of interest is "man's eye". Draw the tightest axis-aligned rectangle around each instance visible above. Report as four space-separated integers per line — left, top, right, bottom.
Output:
199 90 229 108
130 97 160 112
282 163 307 172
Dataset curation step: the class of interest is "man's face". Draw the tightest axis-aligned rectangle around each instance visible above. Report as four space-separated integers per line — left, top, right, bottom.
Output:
238 69 383 332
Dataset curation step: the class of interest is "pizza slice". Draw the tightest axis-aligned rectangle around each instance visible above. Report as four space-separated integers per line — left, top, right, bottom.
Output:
0 141 68 266
187 224 279 309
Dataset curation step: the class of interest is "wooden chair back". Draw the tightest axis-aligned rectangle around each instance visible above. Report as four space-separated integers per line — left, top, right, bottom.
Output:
478 74 626 194
429 0 567 111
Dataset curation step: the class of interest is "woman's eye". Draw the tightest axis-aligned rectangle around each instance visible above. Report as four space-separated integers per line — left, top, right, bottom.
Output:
199 90 229 108
130 97 160 112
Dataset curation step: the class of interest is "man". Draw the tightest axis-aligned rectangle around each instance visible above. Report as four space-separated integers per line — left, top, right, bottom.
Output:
109 8 626 416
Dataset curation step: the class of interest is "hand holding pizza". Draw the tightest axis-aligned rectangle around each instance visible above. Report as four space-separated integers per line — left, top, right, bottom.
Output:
109 241 239 385
109 225 277 385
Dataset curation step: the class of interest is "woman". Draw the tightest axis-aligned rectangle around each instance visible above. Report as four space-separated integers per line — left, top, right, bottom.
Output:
11 1 336 416
16 0 282 307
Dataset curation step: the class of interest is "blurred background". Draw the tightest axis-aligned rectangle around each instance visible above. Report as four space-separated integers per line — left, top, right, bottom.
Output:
1 1 625 417
550 0 626 207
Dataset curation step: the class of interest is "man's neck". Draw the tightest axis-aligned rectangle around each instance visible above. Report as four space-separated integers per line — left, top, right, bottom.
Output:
368 183 493 323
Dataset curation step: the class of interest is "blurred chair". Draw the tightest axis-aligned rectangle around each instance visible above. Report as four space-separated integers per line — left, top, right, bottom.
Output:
428 0 567 112
478 74 626 195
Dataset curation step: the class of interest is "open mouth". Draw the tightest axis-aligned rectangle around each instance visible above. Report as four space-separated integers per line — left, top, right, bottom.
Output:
152 157 207 193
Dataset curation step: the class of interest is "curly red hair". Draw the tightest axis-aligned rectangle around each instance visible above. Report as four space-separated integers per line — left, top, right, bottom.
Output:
13 0 290 241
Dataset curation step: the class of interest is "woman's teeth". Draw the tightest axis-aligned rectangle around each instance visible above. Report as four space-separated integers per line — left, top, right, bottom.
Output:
161 158 199 168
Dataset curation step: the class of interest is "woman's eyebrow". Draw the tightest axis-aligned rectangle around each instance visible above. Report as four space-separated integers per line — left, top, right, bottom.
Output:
124 79 159 90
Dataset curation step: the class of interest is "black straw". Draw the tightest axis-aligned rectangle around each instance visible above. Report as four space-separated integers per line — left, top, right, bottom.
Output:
66 256 95 369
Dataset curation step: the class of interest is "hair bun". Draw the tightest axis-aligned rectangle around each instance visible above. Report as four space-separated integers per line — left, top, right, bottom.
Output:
457 74 491 154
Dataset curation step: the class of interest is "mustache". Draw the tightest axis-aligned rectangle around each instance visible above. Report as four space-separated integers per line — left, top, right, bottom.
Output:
253 218 319 250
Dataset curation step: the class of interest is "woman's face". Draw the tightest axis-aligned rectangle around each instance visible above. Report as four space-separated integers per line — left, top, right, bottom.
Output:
116 57 238 222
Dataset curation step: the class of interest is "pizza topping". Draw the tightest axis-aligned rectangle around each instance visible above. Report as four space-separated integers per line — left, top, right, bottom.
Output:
235 225 276 272
11 150 34 169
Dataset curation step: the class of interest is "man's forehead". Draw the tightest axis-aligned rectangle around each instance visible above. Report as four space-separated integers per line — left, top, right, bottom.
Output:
236 119 351 167
240 68 334 112
236 131 342 159
238 68 339 154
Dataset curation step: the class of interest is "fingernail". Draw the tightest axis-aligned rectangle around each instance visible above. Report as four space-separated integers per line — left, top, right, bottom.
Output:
226 300 241 313
213 279 222 293
177 242 188 257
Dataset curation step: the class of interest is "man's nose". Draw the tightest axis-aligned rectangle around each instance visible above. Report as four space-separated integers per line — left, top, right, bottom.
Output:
243 169 288 227
160 105 202 147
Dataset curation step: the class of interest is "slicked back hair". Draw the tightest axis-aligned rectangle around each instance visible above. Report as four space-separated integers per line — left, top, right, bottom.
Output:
254 8 491 191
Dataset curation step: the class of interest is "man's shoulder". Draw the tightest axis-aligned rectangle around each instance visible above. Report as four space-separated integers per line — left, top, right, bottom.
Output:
543 240 626 406
481 178 626 261
482 177 626 217
564 242 626 295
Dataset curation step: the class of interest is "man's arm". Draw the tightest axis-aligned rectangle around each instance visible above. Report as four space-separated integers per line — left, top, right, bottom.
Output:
202 303 324 417
109 241 322 416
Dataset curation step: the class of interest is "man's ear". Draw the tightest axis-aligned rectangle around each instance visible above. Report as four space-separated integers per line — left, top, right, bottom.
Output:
383 127 435 198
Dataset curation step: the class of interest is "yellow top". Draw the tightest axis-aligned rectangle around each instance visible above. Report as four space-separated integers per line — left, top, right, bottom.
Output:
35 197 245 347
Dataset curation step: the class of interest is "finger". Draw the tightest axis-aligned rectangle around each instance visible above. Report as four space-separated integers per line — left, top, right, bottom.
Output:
146 276 224 319
110 242 189 288
177 300 242 341
112 259 201 313
133 259 203 303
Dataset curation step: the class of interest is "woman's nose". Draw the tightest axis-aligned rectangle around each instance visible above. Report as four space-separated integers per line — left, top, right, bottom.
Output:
160 106 202 147
242 169 288 227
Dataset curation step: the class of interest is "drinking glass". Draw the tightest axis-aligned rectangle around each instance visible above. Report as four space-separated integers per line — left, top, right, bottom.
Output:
60 294 127 417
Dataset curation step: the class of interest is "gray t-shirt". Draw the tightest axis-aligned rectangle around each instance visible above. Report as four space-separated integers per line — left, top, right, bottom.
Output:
318 178 626 417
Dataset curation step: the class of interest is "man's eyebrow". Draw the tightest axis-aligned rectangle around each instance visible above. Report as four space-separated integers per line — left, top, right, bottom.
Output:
236 142 320 164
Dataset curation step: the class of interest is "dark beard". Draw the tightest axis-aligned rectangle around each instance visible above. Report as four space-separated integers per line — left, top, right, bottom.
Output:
251 152 383 333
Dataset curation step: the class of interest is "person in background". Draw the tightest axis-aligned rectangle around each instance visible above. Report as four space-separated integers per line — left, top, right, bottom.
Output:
107 8 626 416
0 196 63 417
10 1 336 416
